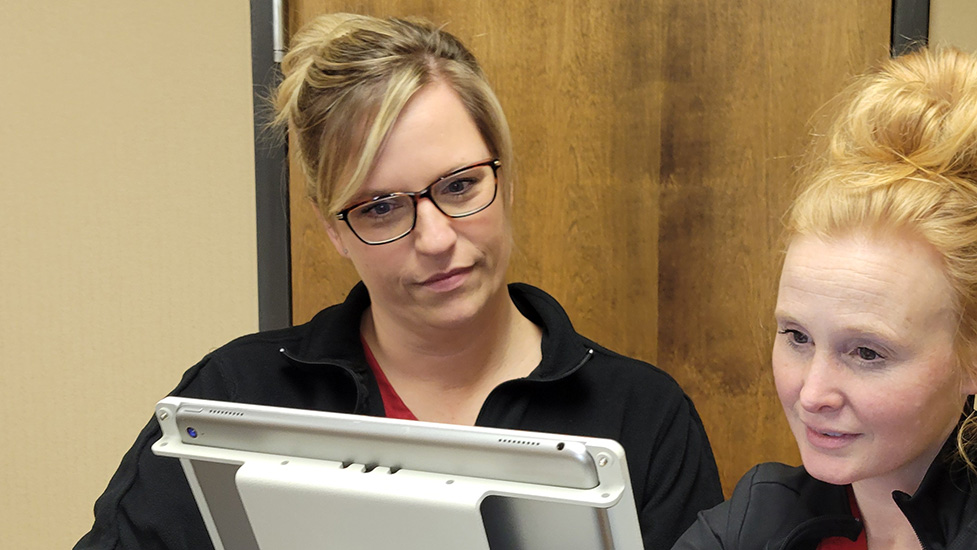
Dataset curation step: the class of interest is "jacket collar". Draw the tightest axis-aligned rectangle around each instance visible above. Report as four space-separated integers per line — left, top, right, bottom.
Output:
893 440 977 550
284 281 592 383
507 282 594 381
768 473 861 550
291 282 372 368
769 439 977 550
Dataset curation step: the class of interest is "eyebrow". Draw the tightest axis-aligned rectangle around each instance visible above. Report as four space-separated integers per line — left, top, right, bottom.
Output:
352 160 487 203
774 310 902 344
772 310 796 325
349 188 401 204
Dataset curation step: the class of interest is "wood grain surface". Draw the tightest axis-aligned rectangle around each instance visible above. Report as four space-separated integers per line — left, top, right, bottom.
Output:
287 0 890 494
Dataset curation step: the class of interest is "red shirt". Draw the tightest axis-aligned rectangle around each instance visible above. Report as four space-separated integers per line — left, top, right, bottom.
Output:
361 337 418 421
818 487 866 550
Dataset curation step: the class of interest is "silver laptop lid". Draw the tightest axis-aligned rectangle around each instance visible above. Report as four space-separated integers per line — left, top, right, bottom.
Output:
152 396 643 550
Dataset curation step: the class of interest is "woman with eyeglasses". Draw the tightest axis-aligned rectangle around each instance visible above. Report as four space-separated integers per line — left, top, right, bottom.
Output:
672 46 977 550
75 13 722 550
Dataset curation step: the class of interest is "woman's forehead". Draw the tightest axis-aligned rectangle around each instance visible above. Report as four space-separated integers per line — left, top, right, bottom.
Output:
777 231 957 338
357 86 489 191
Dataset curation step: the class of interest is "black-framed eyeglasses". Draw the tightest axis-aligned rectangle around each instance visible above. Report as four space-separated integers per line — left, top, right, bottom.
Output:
336 159 501 245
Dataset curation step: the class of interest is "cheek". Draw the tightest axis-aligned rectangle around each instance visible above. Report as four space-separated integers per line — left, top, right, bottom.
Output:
497 219 513 261
771 342 800 408
347 245 409 286
920 364 970 422
465 204 509 254
858 360 963 434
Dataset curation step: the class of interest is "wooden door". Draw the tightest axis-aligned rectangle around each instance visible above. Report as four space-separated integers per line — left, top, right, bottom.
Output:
287 0 890 494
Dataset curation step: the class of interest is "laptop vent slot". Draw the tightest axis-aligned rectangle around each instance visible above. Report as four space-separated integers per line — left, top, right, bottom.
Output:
497 438 539 446
338 461 400 474
205 408 244 417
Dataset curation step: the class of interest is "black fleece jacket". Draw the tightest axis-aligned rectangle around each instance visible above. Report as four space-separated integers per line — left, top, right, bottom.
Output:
672 441 977 550
75 282 722 550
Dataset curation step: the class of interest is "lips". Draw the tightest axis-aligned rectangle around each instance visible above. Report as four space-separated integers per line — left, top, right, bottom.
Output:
803 424 861 450
418 266 473 291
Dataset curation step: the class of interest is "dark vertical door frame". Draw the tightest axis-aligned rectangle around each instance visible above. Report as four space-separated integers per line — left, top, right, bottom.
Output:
251 0 292 330
246 1 930 330
892 0 930 56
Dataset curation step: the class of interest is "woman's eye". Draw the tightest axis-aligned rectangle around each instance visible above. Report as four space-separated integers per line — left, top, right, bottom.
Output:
778 329 809 345
356 199 399 220
853 347 882 361
442 177 476 195
367 202 392 215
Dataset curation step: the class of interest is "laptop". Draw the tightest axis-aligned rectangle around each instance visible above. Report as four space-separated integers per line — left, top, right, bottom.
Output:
152 396 643 550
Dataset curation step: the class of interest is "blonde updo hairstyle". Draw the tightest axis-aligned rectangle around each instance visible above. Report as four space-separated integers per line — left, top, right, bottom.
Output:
272 13 514 217
785 46 977 469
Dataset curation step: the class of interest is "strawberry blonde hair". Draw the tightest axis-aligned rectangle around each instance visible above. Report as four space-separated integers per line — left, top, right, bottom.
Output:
786 46 977 469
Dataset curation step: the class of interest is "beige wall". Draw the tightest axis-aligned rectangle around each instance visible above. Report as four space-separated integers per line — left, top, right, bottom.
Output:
931 0 977 52
0 3 258 548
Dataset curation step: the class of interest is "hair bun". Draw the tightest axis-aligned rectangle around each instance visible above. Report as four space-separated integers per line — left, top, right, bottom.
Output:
272 13 366 129
829 47 977 185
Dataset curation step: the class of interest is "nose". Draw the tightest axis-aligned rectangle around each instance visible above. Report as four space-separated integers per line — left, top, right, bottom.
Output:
797 352 845 413
411 197 457 255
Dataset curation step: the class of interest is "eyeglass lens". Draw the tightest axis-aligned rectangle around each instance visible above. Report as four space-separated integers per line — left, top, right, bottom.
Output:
346 163 497 244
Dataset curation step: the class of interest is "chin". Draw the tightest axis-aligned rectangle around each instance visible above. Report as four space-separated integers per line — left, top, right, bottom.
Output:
804 465 856 486
799 450 861 486
439 279 501 317
418 297 486 329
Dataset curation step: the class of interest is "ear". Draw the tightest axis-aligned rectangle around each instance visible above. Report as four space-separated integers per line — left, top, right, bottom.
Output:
962 372 977 397
958 356 977 396
312 202 350 258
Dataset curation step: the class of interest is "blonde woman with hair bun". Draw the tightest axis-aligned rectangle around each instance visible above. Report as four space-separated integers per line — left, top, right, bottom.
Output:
674 46 977 550
75 13 722 550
